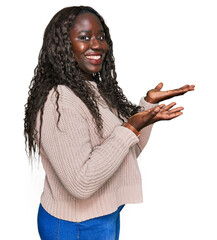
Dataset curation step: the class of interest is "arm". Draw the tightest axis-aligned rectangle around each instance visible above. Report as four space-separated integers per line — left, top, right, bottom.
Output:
37 103 139 200
134 82 195 157
134 97 159 158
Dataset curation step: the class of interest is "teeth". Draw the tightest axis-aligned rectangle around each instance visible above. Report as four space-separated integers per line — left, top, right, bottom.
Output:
86 55 101 60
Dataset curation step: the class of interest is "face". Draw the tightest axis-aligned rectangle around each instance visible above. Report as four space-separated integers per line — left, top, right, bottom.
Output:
69 12 108 79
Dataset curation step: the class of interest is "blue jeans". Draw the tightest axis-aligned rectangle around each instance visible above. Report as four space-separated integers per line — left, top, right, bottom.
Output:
37 203 125 240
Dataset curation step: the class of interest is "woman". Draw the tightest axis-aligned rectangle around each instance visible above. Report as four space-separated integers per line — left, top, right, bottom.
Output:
24 6 194 240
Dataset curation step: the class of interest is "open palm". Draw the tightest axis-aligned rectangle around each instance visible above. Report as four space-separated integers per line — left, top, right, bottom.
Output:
128 103 184 131
148 102 183 124
145 83 195 104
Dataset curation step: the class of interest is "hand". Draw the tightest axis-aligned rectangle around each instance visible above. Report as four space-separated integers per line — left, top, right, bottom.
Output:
145 83 195 103
128 102 184 131
147 102 184 125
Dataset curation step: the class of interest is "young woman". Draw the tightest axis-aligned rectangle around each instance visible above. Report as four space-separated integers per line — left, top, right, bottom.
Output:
24 6 194 240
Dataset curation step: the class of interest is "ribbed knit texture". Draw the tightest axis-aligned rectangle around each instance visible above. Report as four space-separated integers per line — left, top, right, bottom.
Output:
35 80 158 222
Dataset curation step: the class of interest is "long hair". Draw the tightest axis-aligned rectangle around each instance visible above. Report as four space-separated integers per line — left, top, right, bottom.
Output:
24 6 143 163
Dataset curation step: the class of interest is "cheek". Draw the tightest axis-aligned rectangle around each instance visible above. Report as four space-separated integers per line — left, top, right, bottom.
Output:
72 43 87 55
78 44 86 52
104 42 109 54
72 43 87 60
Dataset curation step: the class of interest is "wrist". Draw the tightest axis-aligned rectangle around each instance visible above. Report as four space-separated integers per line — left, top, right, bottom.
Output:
144 96 158 104
121 122 141 137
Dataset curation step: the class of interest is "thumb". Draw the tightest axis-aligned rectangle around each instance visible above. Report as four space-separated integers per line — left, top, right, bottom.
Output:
155 82 163 91
145 106 161 121
144 106 161 125
150 106 161 116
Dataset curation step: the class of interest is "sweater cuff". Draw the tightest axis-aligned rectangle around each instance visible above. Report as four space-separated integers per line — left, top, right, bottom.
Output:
139 96 159 110
115 125 140 145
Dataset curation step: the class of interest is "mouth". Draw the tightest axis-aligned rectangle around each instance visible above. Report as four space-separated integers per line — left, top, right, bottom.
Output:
85 54 103 64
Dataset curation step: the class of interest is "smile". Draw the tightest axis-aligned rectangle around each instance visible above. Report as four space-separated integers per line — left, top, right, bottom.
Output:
85 55 103 65
86 55 101 60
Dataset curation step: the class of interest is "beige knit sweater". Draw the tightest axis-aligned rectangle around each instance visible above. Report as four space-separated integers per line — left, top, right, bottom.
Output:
35 80 158 222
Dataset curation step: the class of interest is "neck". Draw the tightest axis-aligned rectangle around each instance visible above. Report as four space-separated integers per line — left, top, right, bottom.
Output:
80 71 94 81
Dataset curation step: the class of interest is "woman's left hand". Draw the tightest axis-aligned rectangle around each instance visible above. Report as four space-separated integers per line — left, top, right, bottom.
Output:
145 83 195 104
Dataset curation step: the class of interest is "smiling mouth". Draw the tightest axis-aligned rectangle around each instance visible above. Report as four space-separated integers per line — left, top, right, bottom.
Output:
86 55 101 60
85 55 103 64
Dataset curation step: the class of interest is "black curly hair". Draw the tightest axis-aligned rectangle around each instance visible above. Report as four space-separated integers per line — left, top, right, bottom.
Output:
24 6 143 163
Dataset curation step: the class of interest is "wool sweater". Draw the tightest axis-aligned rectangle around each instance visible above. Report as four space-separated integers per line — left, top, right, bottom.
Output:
35 80 158 222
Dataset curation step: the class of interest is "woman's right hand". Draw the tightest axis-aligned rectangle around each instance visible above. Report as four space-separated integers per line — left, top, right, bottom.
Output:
127 102 184 131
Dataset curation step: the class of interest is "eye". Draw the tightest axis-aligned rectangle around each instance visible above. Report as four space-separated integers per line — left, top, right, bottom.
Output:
79 35 90 41
98 34 106 41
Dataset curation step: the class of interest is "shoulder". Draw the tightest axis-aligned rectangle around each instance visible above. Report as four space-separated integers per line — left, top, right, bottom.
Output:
45 85 83 109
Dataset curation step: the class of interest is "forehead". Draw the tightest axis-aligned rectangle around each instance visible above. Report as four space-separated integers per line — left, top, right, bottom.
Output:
72 12 104 32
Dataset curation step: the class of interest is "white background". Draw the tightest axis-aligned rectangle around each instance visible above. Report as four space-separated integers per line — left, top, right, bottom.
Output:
1 0 216 239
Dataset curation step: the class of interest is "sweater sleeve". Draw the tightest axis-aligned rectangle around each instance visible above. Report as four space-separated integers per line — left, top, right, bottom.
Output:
134 97 159 158
38 102 139 200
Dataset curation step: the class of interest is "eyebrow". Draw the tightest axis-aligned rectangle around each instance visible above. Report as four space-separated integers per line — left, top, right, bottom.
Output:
78 30 105 34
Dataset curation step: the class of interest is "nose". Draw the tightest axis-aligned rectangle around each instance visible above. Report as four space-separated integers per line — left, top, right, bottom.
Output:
90 37 102 50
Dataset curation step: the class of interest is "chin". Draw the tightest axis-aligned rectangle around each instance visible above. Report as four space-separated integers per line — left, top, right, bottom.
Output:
87 67 102 74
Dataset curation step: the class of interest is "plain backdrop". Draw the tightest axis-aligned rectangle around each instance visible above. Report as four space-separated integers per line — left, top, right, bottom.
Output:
1 0 216 239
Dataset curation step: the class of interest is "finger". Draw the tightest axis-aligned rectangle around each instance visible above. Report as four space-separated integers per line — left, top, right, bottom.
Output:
141 106 162 124
172 84 190 92
179 84 189 90
155 82 163 91
148 106 161 118
151 106 161 115
165 84 195 97
144 104 165 113
167 111 183 119
165 88 187 97
180 84 195 90
159 104 166 109
178 84 195 93
168 106 184 113
188 85 195 91
160 102 176 111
